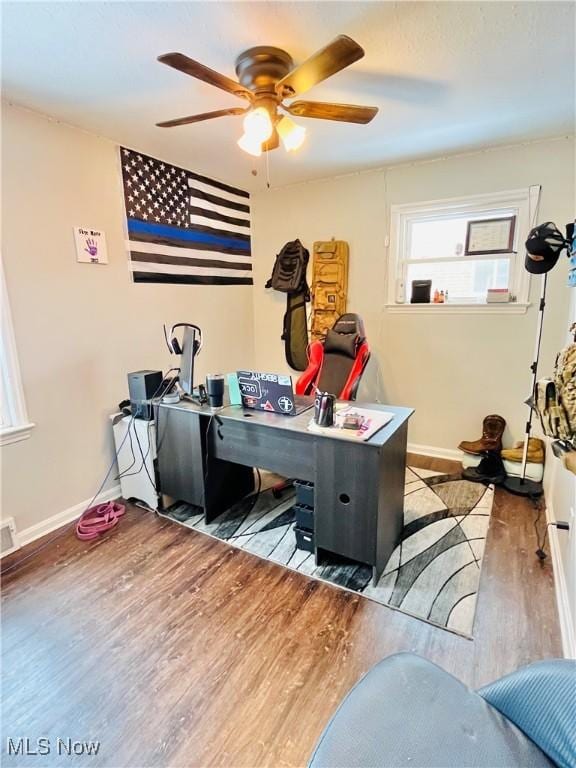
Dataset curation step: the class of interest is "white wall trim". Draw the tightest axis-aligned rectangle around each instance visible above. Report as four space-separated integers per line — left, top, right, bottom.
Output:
15 484 122 550
545 494 576 659
1 256 34 440
389 186 534 214
408 442 463 462
0 422 36 446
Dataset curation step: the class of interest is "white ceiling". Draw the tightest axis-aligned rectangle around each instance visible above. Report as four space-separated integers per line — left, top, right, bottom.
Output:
2 1 574 191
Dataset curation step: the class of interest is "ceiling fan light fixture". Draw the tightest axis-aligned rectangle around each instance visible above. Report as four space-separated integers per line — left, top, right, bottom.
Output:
242 106 273 142
237 132 262 157
277 116 306 152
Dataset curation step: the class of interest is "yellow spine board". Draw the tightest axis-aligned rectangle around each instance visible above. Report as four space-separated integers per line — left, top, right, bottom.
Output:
311 240 349 341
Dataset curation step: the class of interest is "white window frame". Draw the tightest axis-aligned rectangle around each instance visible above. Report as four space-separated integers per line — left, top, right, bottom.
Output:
1 259 34 445
386 187 538 314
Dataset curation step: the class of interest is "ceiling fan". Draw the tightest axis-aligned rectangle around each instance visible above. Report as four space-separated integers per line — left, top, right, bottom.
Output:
156 35 378 156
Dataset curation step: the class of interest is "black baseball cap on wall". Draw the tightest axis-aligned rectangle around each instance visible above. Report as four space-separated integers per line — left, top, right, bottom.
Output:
525 221 568 274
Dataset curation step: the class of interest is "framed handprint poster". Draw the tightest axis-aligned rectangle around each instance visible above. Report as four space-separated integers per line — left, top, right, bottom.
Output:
73 226 108 264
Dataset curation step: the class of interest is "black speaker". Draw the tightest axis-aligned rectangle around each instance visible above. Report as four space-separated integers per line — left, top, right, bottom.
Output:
127 370 163 420
410 280 432 304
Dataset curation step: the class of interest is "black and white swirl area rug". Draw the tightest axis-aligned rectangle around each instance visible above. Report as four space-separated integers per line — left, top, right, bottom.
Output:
162 467 494 637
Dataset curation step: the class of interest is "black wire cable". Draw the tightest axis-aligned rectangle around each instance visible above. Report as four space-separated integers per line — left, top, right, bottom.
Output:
201 413 216 509
530 494 549 560
118 416 137 477
191 413 261 517
133 419 156 490
115 371 177 481
115 424 138 479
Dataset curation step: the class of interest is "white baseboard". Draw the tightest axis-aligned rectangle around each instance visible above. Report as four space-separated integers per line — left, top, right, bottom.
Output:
408 442 463 462
16 484 122 550
545 498 576 659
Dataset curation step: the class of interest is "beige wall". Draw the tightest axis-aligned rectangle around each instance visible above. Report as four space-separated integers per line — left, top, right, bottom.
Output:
251 137 575 452
1 103 254 534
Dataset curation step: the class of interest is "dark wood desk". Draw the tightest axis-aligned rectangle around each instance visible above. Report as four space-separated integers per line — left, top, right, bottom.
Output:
155 398 413 583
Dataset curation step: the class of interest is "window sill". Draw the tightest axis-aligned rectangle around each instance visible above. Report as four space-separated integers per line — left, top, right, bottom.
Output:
384 302 530 315
0 423 35 446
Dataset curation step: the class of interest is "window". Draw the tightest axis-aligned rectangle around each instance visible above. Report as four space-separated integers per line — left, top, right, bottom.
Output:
387 188 538 313
1 259 34 445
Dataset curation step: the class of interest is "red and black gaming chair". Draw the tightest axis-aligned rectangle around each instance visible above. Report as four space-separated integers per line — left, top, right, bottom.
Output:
271 314 370 498
296 313 370 400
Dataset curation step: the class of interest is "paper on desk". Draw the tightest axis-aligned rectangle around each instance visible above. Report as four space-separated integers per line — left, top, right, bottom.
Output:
307 406 394 441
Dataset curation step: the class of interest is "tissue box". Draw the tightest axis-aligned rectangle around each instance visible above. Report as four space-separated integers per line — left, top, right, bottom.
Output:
486 289 510 303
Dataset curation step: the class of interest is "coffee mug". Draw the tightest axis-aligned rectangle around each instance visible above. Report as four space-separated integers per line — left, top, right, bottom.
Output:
205 374 225 408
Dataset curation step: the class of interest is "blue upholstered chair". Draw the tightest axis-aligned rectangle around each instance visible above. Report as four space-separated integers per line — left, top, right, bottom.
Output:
309 653 575 768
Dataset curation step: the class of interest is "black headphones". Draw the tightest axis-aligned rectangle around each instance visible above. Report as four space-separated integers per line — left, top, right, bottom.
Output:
163 323 203 356
118 399 132 416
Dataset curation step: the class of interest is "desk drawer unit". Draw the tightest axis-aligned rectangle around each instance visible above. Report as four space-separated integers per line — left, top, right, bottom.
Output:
314 422 407 578
209 418 315 482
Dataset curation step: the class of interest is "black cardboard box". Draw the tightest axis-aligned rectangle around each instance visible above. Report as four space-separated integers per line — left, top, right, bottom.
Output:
295 526 315 553
294 503 314 532
294 479 314 508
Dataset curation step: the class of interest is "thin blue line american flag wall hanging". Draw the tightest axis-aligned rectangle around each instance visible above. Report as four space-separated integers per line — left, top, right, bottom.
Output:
119 146 253 286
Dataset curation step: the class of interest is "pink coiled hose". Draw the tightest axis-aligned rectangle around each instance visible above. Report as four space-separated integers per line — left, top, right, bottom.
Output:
76 501 126 541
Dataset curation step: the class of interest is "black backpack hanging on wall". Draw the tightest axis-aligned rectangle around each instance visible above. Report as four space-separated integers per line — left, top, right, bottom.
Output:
266 239 310 371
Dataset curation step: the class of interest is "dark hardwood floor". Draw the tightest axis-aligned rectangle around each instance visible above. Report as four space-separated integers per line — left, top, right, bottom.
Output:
1 454 561 767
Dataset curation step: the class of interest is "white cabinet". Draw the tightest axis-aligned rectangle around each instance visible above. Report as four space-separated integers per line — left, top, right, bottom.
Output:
112 415 158 511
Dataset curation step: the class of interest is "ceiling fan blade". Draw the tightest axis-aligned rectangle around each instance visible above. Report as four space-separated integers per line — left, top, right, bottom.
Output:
156 108 248 128
158 53 253 100
286 101 378 124
276 35 364 98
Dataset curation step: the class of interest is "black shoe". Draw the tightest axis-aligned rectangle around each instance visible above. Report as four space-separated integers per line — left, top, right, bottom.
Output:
462 452 506 485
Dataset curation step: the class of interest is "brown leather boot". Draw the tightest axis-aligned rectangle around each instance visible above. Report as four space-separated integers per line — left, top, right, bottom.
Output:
458 415 506 455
